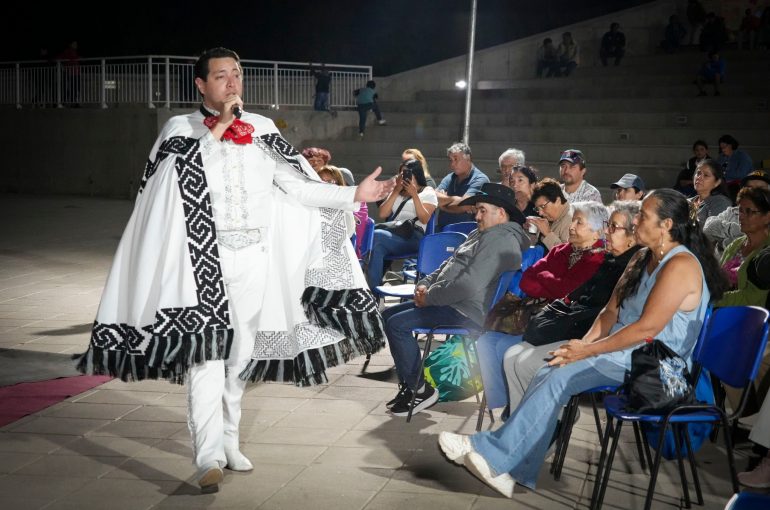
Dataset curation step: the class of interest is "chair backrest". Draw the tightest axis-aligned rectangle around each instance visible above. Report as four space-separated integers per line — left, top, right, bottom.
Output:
489 270 517 310
424 210 438 236
415 232 467 278
442 221 477 236
358 217 376 259
693 306 770 389
508 245 546 297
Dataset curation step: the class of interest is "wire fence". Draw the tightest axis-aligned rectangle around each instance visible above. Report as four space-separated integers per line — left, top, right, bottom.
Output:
0 56 373 109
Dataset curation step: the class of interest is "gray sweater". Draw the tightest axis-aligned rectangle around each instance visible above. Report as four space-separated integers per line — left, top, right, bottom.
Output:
418 222 529 325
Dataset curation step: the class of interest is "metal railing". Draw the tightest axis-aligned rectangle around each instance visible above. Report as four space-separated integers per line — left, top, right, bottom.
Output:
0 56 373 109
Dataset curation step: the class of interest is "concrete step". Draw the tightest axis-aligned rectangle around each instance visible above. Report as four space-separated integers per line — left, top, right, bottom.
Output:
343 125 770 147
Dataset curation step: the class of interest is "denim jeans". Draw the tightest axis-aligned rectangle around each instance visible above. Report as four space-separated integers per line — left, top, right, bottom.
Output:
314 92 329 111
357 102 382 133
470 359 626 489
366 228 421 288
383 301 478 390
476 331 524 410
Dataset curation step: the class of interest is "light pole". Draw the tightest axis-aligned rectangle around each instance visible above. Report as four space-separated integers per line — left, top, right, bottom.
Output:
462 0 478 146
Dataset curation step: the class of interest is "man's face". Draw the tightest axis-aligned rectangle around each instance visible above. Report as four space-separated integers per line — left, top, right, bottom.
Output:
614 187 643 201
474 202 506 231
498 156 519 184
719 142 733 156
559 161 585 186
449 152 472 175
194 57 243 110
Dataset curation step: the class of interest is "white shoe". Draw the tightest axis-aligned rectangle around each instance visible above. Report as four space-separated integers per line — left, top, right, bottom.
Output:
465 451 515 498
438 431 473 465
224 447 253 472
377 119 387 125
196 463 224 494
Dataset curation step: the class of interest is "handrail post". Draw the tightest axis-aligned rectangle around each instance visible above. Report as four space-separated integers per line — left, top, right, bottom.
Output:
56 60 62 108
147 56 155 109
15 63 21 109
273 63 279 109
100 59 107 108
164 57 171 109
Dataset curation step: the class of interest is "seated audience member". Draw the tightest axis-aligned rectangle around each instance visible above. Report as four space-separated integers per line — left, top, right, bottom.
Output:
366 158 437 288
438 189 727 497
558 149 602 203
610 173 645 200
690 159 732 224
303 146 355 185
695 50 725 97
509 166 539 219
662 14 687 53
738 388 770 488
704 170 770 253
436 142 490 229
497 148 526 188
317 165 369 258
556 32 579 76
717 134 754 182
536 38 559 78
402 148 436 188
476 201 611 413
600 22 626 66
501 201 642 413
675 140 710 196
383 184 528 417
527 178 573 251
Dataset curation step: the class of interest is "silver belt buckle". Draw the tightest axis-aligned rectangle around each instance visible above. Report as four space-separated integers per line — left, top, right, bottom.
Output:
218 228 263 250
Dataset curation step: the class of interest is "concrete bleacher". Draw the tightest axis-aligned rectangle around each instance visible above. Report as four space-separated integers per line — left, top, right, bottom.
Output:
304 47 770 202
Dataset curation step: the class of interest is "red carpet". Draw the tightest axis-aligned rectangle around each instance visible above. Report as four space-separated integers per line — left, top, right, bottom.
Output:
0 375 112 427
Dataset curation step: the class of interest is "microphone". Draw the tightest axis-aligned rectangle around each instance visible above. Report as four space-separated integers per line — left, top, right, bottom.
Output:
232 105 242 119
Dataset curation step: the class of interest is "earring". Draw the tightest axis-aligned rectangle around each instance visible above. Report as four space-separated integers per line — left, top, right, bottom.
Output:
659 240 665 258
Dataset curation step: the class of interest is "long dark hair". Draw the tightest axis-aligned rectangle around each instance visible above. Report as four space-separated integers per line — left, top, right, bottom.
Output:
615 189 728 304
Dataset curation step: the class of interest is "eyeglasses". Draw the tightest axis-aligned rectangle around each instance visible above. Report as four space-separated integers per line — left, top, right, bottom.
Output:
738 207 763 216
604 222 630 234
534 202 550 211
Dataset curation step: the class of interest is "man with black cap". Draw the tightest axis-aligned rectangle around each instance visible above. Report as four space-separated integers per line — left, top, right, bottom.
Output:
704 169 770 253
382 183 530 417
558 149 602 203
610 173 646 200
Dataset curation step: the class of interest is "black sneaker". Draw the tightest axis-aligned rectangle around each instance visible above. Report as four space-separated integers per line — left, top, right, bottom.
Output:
386 383 412 409
390 384 438 417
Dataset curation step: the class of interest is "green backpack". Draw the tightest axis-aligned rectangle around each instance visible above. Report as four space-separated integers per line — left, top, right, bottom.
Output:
423 335 483 402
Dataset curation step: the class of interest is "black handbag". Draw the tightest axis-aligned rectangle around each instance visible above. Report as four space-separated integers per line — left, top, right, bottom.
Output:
483 293 548 336
624 339 695 414
374 196 420 239
523 300 600 346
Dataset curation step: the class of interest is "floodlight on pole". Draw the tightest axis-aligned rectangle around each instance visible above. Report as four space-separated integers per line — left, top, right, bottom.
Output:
455 80 467 89
462 0 478 146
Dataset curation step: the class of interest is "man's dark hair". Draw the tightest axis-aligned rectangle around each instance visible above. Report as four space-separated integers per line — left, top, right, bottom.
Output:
531 177 567 205
366 80 376 88
697 159 730 197
718 134 739 150
544 37 552 45
194 47 241 81
692 139 708 151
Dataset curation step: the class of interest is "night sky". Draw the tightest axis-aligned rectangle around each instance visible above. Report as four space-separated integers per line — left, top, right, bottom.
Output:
5 0 651 75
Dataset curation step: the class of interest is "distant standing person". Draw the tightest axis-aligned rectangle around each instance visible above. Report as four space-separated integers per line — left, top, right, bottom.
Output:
695 50 725 97
355 80 386 138
687 0 707 46
310 63 332 112
600 22 626 66
58 40 80 106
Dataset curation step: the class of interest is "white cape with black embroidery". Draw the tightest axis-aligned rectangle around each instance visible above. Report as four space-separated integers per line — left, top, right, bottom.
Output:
76 111 385 386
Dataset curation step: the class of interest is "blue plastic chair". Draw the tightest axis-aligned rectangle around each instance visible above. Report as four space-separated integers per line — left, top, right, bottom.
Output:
724 492 770 510
398 211 439 281
374 231 467 301
357 217 375 262
441 221 477 236
591 306 770 510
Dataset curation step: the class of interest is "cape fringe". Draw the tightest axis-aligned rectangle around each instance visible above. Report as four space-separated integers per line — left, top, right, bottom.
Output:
74 329 234 385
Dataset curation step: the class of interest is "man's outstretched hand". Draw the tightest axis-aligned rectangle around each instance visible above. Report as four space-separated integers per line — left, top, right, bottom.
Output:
353 167 395 203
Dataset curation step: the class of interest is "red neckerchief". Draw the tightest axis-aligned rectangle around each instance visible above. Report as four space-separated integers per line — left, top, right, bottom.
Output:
202 113 254 145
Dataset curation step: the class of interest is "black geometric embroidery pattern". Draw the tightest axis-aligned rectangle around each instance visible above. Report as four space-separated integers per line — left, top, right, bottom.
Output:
91 322 152 354
153 136 230 336
138 137 197 194
259 133 310 178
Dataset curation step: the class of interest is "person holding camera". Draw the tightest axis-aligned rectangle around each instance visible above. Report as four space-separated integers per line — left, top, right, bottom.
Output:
366 159 438 289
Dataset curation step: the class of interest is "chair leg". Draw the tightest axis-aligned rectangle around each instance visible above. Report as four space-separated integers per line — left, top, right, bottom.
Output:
407 333 434 423
631 422 648 473
671 423 692 509
590 393 604 438
476 392 487 431
460 336 482 405
594 420 624 510
643 423 669 510
682 424 704 505
590 416 615 509
721 415 740 494
552 396 579 480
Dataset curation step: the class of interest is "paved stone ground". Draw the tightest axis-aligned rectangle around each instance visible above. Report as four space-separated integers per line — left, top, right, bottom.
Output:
0 194 759 509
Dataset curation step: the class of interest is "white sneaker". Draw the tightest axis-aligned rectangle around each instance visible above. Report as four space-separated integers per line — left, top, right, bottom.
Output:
377 119 387 125
438 431 473 465
225 447 253 472
738 456 770 488
196 463 224 493
465 451 515 498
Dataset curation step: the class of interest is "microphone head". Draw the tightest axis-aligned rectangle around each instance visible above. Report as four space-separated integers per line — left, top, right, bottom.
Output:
233 105 242 119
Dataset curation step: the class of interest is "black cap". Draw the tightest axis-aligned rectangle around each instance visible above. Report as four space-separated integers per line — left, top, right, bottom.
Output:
458 183 526 225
